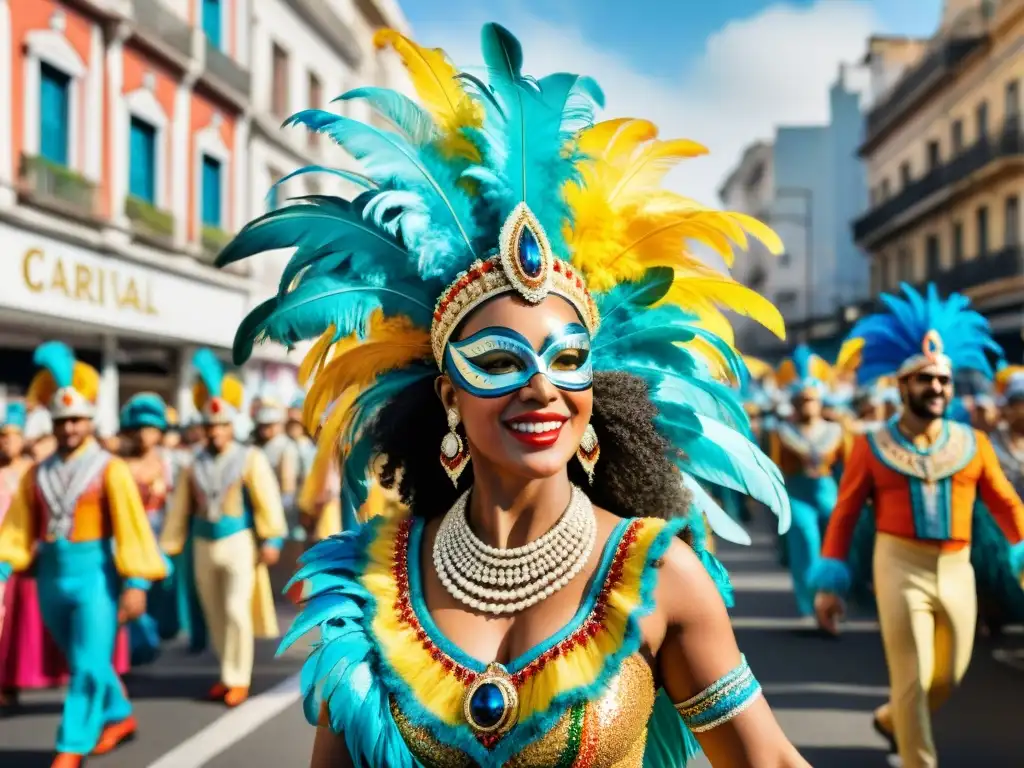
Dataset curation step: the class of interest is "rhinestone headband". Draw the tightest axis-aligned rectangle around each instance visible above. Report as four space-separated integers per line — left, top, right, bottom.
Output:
429 203 601 367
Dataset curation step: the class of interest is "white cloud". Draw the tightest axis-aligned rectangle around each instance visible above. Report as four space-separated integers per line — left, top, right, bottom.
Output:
408 1 879 210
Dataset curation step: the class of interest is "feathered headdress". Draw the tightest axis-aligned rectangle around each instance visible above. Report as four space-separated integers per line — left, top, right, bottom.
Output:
191 348 245 426
846 283 1001 385
216 24 790 543
252 393 288 425
119 392 169 432
26 341 99 420
774 344 832 395
1 401 27 432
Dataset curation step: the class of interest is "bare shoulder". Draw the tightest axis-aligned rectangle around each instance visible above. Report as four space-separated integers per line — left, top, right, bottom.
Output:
653 537 730 629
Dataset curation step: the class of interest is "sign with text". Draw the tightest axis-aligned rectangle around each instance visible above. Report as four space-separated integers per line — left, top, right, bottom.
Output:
0 223 247 347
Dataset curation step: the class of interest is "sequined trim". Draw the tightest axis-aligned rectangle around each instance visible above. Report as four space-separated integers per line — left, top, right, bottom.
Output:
390 519 642 697
674 657 762 733
868 420 976 482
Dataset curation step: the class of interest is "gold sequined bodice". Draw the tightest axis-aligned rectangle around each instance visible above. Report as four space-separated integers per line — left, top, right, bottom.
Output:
391 653 655 767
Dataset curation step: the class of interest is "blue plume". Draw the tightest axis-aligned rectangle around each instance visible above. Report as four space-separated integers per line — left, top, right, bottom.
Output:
851 283 1002 385
33 341 76 389
336 87 437 146
192 349 225 398
2 402 26 431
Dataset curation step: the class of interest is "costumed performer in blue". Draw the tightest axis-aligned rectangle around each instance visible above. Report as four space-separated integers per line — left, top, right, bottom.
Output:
160 349 288 708
120 393 180 660
213 23 809 767
0 343 167 768
769 345 844 618
812 284 1024 768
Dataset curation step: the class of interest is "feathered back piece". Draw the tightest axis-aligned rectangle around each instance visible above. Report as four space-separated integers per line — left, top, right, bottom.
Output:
191 348 245 425
775 344 831 394
217 23 790 539
27 341 100 419
848 283 1001 385
2 401 27 431
120 392 169 432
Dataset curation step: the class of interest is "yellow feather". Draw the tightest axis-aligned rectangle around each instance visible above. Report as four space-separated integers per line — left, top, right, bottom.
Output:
661 274 785 340
298 327 338 387
742 356 774 380
775 359 797 389
726 212 785 255
373 29 482 161
995 364 1024 395
836 338 864 376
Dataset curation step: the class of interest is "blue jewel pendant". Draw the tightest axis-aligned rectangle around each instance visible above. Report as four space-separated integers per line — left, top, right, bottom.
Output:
462 662 519 740
518 226 543 278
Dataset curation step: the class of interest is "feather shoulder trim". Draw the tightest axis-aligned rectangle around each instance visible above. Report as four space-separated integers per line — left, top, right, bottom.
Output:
279 514 416 768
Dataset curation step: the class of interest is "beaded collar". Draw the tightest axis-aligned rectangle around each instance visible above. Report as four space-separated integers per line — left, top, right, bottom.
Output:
867 417 976 482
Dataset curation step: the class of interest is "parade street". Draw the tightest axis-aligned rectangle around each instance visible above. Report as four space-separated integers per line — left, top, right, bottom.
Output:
0 517 1021 767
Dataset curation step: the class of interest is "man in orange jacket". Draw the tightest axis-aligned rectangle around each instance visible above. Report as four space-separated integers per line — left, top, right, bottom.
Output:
812 284 1024 768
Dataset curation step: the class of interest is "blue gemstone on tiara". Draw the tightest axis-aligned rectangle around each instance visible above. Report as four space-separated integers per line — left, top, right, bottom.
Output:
518 227 542 278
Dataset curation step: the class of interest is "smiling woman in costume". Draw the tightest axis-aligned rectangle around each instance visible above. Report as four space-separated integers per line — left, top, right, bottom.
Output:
217 24 805 768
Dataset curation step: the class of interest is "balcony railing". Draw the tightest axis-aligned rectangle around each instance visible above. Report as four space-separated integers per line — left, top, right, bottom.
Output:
133 0 193 61
928 245 1024 295
863 36 986 149
18 154 100 221
125 195 175 249
203 42 251 104
853 119 1024 244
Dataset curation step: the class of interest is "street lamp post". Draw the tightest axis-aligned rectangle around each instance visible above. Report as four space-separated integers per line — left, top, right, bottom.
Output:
770 187 814 342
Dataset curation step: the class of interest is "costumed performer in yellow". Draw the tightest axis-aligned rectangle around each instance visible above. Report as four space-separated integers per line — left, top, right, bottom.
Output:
160 349 287 708
812 284 1024 768
213 23 809 768
0 343 166 767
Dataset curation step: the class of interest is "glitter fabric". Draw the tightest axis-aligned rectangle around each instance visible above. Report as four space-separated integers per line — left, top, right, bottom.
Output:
392 653 655 768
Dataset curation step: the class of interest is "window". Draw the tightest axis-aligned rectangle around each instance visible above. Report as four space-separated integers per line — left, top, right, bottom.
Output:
953 221 964 264
951 119 964 153
1007 195 1020 247
201 154 222 227
203 0 222 49
129 117 157 204
870 261 881 295
899 246 914 282
926 235 941 276
1007 80 1020 119
39 63 71 166
880 178 891 200
899 161 912 189
976 100 989 141
886 252 899 290
976 205 989 257
272 43 289 118
775 291 798 314
927 140 941 171
779 251 790 267
308 72 322 148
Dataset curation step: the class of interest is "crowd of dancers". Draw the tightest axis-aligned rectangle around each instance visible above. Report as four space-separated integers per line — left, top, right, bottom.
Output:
0 343 362 767
740 284 1024 767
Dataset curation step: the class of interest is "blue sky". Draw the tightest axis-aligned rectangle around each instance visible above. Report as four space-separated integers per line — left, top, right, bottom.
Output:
398 0 943 83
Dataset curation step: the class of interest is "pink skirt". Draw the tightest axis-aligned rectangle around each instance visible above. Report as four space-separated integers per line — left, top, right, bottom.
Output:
0 573 130 691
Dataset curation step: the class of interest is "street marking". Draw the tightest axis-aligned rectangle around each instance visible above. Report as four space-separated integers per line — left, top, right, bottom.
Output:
731 616 880 632
762 682 890 697
146 673 302 768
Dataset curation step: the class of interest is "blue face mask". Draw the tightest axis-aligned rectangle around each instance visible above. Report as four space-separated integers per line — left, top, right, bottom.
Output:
444 323 593 398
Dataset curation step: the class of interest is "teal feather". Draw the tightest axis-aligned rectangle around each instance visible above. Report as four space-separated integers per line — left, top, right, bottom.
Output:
232 298 278 365
681 474 752 545
33 341 76 389
269 166 376 201
283 110 479 279
191 348 225 398
2 402 27 431
337 87 438 145
120 393 168 431
643 689 703 766
594 267 675 319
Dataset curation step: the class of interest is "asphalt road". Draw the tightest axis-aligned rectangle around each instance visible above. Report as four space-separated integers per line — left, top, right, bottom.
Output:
0 517 1021 767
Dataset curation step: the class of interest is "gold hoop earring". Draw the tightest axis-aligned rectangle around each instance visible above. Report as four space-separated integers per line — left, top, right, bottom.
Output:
577 423 600 485
440 408 470 487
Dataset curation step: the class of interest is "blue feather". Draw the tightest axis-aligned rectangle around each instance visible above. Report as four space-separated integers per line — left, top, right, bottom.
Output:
120 393 168 431
191 349 224 398
681 474 752 545
33 341 76 389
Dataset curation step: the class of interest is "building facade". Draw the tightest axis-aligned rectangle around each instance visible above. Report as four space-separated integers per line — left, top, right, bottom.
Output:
720 65 871 361
0 0 409 434
853 0 1024 359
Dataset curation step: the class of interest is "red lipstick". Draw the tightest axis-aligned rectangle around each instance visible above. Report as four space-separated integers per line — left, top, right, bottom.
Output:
503 412 568 448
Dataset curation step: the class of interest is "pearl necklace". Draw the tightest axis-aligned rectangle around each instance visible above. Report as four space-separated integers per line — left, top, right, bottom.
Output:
433 485 597 615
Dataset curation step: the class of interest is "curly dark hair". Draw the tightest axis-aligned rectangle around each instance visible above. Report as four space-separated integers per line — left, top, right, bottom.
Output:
369 370 692 523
